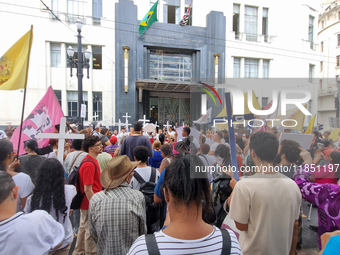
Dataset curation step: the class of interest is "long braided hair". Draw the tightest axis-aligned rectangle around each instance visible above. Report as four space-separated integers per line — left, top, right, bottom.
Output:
30 158 67 223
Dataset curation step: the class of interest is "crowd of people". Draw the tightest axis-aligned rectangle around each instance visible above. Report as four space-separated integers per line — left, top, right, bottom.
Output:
0 120 340 255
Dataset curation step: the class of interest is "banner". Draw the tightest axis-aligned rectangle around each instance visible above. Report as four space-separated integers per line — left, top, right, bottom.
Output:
11 86 64 155
0 27 33 90
305 114 316 134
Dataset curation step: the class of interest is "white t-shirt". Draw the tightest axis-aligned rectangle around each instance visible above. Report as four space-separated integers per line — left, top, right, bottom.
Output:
12 173 35 212
129 166 160 191
127 227 242 255
24 185 76 249
0 130 7 139
0 210 65 255
64 151 88 174
228 173 301 255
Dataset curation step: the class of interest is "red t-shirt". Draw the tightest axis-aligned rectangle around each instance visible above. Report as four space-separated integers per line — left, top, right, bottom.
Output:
79 154 102 210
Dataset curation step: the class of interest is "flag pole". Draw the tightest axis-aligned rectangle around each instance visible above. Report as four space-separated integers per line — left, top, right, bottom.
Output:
16 25 33 157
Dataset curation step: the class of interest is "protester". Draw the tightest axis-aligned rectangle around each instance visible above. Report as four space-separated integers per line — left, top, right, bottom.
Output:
96 140 112 173
15 139 46 184
72 136 102 255
323 131 334 146
319 231 340 255
295 148 340 250
89 155 146 255
120 121 153 161
180 126 199 149
158 144 173 173
228 132 302 255
274 139 301 179
0 139 34 212
149 140 163 168
104 135 119 156
209 131 225 155
64 139 87 175
128 153 241 255
313 150 340 184
0 129 7 140
63 139 87 239
197 143 217 182
0 171 65 255
321 140 335 159
48 138 71 160
24 158 76 255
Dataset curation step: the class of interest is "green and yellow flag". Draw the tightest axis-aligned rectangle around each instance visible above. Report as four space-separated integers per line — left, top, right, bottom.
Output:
305 114 316 134
139 1 158 35
0 26 33 90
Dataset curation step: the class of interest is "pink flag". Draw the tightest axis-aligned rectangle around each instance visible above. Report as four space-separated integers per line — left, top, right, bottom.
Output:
11 86 64 155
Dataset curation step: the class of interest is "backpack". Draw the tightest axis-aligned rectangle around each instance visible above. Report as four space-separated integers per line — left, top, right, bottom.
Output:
65 157 97 210
133 167 160 234
145 228 232 255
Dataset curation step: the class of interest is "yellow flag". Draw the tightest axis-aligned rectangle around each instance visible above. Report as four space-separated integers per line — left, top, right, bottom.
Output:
0 26 33 90
216 90 261 118
275 104 306 131
305 114 316 134
330 128 339 141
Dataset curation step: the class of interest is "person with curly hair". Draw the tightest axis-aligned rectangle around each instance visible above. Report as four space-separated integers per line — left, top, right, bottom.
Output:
24 158 76 255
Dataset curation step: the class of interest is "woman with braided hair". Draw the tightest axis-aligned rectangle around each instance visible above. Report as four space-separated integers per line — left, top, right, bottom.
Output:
24 158 76 255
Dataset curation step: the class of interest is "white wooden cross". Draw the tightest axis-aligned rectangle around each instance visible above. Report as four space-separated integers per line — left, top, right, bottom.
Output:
138 115 150 126
93 112 99 121
36 117 85 164
122 112 131 130
164 121 172 131
154 121 159 128
115 119 123 134
182 122 185 127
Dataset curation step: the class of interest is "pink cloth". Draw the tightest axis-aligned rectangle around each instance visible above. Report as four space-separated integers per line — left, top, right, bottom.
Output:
11 86 64 155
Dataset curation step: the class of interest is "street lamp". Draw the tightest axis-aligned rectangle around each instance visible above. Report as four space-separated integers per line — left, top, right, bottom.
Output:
67 19 91 130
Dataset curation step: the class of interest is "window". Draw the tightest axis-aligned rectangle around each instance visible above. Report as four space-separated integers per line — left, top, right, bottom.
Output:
262 97 268 109
92 46 102 69
263 60 269 78
245 6 258 41
233 4 240 39
51 0 59 19
67 0 85 23
321 20 325 29
93 92 102 121
67 91 88 120
54 90 62 106
245 58 258 78
150 49 192 81
262 8 268 42
93 0 102 25
163 0 180 24
321 41 323 53
309 64 314 83
320 61 323 72
337 56 340 67
337 34 340 47
51 43 61 67
233 57 240 78
66 44 87 68
309 16 314 49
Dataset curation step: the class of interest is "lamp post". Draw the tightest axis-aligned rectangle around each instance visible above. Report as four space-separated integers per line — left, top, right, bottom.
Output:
67 19 91 130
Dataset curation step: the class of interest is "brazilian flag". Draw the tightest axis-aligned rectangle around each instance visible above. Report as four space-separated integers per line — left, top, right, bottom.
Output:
139 1 158 35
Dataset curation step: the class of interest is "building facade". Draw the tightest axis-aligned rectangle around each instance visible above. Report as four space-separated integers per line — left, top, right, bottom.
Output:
0 0 322 130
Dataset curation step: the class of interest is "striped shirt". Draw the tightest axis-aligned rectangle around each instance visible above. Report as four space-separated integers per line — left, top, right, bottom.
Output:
127 227 242 255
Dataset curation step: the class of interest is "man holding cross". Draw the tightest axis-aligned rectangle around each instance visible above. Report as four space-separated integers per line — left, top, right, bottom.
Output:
73 136 102 255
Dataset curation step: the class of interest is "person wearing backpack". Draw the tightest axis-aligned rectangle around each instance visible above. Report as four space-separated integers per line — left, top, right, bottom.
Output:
72 136 102 255
130 145 160 234
127 153 241 255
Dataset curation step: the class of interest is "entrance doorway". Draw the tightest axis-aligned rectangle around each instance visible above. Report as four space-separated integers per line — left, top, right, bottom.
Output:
149 97 190 127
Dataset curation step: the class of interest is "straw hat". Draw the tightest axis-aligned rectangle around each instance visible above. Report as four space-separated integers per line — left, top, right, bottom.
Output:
101 155 140 189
